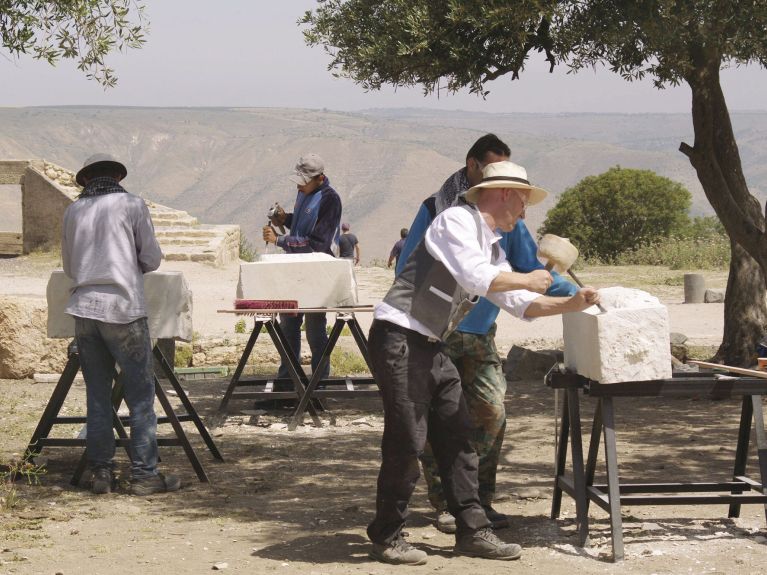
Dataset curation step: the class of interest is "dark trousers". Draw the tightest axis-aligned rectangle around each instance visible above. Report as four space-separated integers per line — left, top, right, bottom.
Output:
276 312 330 386
366 320 490 545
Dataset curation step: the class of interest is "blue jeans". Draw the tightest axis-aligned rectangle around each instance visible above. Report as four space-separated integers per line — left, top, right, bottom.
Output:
75 317 158 480
276 312 330 382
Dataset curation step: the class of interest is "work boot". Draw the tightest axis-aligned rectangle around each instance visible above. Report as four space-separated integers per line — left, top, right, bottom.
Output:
434 510 457 534
369 535 428 566
454 527 522 560
130 473 181 496
482 505 511 530
91 467 114 495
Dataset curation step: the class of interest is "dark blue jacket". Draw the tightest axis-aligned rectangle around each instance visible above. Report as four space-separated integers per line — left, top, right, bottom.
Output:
277 177 341 256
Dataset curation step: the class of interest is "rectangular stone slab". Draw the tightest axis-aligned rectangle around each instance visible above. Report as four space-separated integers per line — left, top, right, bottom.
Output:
47 270 193 341
236 253 358 308
563 287 671 383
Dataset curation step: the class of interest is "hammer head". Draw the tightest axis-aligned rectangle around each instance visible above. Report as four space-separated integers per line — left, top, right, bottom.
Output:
538 234 579 273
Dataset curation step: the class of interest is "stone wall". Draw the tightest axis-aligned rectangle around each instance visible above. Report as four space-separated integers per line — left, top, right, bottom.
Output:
0 160 30 185
0 296 68 379
6 157 240 265
22 164 79 253
220 225 241 265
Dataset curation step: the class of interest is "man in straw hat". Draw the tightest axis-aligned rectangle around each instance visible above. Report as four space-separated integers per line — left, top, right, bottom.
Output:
62 154 180 496
366 160 600 565
397 134 577 535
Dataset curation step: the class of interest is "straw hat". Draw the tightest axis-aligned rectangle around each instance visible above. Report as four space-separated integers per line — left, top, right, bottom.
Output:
464 161 548 205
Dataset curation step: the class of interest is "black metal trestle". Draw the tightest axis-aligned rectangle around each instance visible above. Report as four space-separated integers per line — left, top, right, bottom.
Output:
25 344 223 485
217 312 379 431
548 369 767 562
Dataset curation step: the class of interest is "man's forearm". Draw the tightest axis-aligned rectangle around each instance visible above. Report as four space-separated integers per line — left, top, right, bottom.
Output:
523 295 582 318
488 270 537 293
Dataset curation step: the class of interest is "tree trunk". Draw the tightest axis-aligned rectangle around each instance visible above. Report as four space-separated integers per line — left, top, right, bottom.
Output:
680 54 767 366
681 58 767 272
713 240 767 365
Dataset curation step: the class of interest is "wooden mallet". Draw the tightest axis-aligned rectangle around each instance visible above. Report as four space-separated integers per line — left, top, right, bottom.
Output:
537 234 607 313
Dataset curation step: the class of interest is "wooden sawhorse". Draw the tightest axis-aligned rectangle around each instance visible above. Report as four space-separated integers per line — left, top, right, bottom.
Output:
216 307 379 431
548 368 767 562
24 342 223 485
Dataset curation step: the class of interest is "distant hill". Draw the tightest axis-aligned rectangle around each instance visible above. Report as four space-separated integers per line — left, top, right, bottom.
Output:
1 106 765 261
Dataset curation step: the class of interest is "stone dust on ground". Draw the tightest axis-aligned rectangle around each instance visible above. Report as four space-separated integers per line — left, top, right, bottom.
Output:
2 374 767 575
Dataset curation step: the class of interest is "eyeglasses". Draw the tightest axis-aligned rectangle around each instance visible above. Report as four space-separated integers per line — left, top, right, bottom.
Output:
515 189 531 207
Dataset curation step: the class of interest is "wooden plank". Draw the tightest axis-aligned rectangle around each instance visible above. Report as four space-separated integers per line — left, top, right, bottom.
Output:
218 306 375 314
688 360 767 380
0 232 23 254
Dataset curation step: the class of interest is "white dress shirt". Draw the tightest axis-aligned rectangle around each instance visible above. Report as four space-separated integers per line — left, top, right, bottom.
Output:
375 205 540 338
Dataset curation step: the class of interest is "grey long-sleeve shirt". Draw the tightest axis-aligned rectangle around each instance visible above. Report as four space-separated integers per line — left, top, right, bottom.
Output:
62 188 163 324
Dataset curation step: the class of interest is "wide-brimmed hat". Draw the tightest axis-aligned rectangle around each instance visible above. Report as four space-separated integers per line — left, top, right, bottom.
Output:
464 161 548 205
288 153 325 185
75 153 127 186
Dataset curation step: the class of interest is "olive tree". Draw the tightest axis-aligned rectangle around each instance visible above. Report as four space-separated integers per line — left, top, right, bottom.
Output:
1 0 148 87
541 167 691 262
302 0 767 365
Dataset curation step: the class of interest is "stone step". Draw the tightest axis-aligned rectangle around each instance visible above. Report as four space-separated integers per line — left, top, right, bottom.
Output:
158 237 212 247
163 245 218 263
152 215 199 227
143 201 238 266
155 227 218 239
157 227 234 247
146 204 193 218
149 206 196 217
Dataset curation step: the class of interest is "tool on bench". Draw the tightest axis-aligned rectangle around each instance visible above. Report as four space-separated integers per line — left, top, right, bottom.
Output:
234 299 298 316
688 360 767 379
537 234 607 314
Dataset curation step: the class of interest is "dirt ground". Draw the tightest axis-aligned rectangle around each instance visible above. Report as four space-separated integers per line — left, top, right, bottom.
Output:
2 256 766 575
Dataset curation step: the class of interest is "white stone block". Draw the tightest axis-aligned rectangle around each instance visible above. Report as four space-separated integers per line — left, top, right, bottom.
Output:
236 253 358 308
47 271 193 341
563 287 671 383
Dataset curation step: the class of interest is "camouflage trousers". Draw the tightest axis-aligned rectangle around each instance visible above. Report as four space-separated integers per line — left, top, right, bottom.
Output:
420 325 506 509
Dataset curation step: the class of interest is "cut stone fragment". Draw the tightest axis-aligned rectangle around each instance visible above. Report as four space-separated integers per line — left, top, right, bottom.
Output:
562 287 671 383
704 288 725 303
236 253 358 308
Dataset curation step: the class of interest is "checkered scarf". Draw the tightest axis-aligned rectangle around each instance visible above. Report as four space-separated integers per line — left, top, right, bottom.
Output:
434 167 470 214
78 176 127 198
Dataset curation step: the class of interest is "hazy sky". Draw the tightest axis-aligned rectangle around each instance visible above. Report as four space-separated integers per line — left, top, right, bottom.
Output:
2 0 766 113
